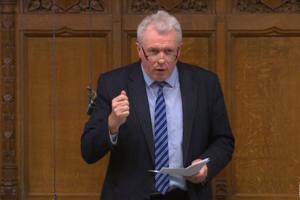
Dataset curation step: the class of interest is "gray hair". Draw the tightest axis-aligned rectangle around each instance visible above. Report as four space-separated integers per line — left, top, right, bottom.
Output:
137 10 182 45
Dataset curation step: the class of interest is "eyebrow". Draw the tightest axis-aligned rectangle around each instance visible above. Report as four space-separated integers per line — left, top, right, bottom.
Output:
147 47 176 51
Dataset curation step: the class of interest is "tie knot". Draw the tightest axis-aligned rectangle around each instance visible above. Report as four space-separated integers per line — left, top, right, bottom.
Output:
156 81 167 88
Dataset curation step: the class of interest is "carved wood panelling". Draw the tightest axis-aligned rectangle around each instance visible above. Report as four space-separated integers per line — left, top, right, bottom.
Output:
128 0 210 14
26 0 106 13
215 178 227 200
229 35 300 198
0 1 18 200
180 35 212 69
23 33 110 200
236 0 300 13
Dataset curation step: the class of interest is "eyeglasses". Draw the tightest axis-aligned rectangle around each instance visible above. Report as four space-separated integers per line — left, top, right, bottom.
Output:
141 46 179 62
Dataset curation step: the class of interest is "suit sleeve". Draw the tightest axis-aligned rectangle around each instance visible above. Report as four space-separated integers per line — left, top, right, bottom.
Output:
81 75 114 164
200 74 235 182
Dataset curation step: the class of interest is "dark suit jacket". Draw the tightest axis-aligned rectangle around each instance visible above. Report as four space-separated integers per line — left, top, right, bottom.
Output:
81 61 234 200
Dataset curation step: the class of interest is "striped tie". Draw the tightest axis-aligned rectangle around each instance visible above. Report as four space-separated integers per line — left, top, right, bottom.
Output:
154 82 169 194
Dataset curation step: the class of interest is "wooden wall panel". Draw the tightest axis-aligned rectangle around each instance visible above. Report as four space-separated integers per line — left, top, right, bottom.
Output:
181 35 212 70
128 36 139 64
24 36 110 199
228 35 300 200
26 37 53 193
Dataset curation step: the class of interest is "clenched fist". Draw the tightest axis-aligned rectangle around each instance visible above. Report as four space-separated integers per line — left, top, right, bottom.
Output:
108 90 130 134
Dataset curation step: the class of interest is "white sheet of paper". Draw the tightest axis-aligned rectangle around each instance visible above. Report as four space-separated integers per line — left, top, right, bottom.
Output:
149 158 210 177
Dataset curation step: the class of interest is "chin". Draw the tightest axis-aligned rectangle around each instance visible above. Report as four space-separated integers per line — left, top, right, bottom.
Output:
153 73 168 81
153 76 167 81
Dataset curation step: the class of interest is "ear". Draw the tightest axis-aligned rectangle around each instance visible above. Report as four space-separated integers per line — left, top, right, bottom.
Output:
136 42 143 59
177 42 183 58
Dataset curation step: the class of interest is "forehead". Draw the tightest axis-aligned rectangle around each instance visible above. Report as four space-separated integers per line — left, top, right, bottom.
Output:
142 25 177 48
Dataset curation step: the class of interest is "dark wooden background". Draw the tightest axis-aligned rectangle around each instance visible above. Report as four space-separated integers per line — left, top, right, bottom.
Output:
1 0 299 199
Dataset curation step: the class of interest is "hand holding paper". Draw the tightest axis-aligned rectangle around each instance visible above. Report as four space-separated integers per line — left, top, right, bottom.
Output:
149 158 210 177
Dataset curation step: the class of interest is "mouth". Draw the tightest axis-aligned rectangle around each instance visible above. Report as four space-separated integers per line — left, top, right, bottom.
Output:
152 68 169 81
155 67 166 72
154 69 167 75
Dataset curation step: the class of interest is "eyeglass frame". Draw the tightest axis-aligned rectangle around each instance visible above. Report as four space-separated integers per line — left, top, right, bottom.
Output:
140 46 180 62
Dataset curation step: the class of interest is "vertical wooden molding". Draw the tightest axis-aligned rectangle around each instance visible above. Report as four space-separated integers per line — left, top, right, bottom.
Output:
112 0 122 67
215 0 227 86
214 0 229 199
0 0 17 200
215 178 227 200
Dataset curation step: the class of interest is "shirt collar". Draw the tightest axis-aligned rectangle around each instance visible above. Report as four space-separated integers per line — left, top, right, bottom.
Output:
141 64 178 88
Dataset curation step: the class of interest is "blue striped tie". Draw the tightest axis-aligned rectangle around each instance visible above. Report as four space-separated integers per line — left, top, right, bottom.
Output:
154 82 169 194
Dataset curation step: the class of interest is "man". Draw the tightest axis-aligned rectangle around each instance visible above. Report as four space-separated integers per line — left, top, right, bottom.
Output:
81 10 234 200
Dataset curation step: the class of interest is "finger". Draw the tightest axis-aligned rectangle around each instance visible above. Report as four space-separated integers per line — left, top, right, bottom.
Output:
113 104 130 114
117 90 127 101
114 94 128 102
112 102 125 110
114 100 129 107
115 106 130 113
118 111 130 118
112 96 129 107
199 166 206 176
114 109 130 119
191 159 201 165
120 90 127 96
185 176 199 184
112 101 130 112
113 105 129 112
200 165 208 177
184 170 206 183
184 174 197 181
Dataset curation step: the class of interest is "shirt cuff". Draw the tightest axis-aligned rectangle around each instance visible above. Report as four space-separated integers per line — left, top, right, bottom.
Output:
109 131 118 145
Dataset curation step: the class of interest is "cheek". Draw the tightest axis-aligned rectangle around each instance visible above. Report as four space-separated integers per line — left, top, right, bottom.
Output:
167 63 176 72
143 63 153 74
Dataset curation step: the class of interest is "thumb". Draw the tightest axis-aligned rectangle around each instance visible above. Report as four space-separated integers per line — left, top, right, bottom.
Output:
120 90 127 96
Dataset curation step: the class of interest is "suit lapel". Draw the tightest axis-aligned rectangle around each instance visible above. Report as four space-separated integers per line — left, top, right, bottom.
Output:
178 63 197 166
127 64 155 165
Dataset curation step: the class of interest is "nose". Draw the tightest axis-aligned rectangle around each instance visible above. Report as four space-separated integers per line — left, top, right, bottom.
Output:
159 50 167 59
157 51 166 63
157 57 166 64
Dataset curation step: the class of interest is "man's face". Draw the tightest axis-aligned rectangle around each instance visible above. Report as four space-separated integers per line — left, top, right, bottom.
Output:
137 25 182 81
